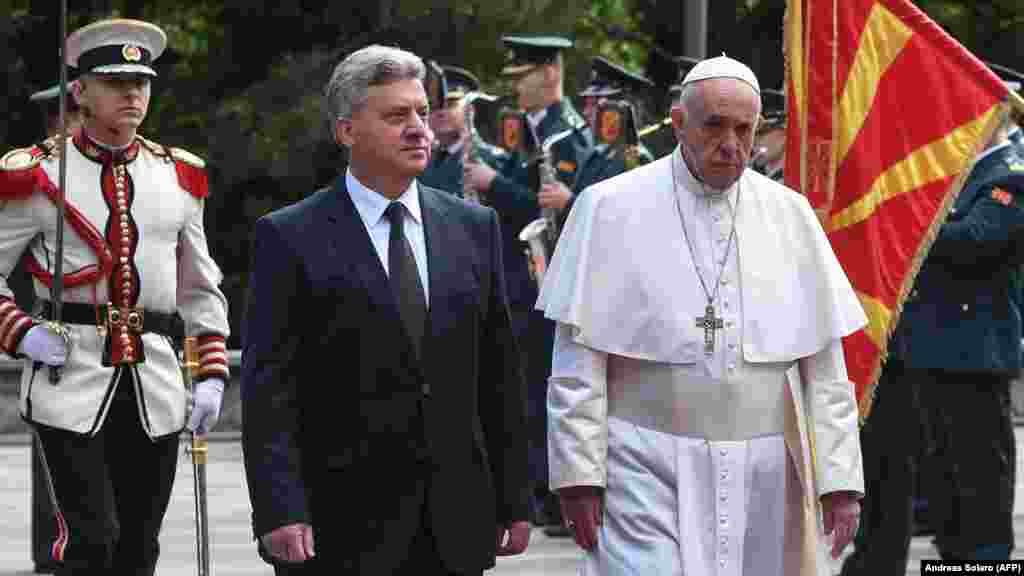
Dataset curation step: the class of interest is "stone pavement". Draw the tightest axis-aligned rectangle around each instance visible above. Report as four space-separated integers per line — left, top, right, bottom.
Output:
1 432 1022 576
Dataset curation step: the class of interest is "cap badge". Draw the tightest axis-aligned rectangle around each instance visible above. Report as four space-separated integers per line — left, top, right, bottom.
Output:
122 44 143 62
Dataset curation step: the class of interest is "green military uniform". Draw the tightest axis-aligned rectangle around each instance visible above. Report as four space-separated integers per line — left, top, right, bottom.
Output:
419 66 506 198
484 35 595 535
566 56 657 217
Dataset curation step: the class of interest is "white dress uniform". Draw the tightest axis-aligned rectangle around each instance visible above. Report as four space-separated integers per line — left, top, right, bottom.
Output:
3 18 230 572
0 130 229 437
537 147 867 575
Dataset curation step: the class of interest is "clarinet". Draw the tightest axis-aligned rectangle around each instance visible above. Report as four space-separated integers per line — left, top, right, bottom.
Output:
517 128 575 287
461 91 499 204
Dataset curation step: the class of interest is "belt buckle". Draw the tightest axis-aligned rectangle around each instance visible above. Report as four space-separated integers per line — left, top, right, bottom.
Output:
104 305 144 333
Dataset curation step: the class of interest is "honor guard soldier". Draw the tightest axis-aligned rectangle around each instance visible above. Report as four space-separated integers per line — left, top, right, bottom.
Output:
842 110 1024 573
571 56 657 205
463 34 594 536
420 64 506 199
751 109 786 182
0 18 230 574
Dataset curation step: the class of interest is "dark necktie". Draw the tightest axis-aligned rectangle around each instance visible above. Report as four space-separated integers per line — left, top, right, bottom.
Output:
385 202 428 373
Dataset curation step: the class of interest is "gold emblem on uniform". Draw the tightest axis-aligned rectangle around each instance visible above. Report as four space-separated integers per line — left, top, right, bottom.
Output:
0 149 39 171
598 109 623 144
502 117 521 150
991 187 1013 206
122 44 143 62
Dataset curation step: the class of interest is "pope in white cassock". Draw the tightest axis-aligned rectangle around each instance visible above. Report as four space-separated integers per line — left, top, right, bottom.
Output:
536 56 867 575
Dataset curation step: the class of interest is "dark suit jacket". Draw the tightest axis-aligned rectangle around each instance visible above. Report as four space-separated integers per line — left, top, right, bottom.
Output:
240 177 529 574
893 142 1024 373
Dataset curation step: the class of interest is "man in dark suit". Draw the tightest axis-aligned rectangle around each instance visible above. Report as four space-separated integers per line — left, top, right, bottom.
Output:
842 115 1024 573
241 44 531 575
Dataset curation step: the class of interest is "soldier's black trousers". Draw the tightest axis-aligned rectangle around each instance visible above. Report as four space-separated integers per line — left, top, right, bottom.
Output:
843 362 1016 574
34 370 179 576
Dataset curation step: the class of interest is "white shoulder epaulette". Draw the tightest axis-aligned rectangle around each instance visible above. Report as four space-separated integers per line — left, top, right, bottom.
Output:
169 147 206 169
0 147 42 171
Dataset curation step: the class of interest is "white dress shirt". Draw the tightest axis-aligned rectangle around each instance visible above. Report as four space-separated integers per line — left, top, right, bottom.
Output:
346 169 430 305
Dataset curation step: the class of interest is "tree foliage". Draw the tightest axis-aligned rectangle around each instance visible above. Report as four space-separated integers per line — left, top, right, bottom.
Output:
3 0 1024 347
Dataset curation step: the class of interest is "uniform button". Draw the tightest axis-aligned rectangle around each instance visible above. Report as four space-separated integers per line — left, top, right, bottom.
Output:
962 304 969 311
723 299 729 309
728 343 736 351
720 448 728 456
120 215 129 224
728 363 736 372
720 558 727 567
720 470 728 480
119 256 128 264
721 278 729 286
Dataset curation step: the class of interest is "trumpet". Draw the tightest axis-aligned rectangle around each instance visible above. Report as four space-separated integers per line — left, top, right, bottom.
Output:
461 90 499 204
518 128 575 287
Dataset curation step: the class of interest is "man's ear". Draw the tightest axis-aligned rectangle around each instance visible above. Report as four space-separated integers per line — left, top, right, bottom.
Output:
670 104 686 135
334 117 355 148
71 79 86 107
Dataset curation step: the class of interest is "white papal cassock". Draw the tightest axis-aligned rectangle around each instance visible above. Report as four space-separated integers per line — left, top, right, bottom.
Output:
537 149 868 575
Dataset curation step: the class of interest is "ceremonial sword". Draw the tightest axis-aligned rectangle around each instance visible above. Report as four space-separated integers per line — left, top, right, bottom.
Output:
183 336 211 576
48 0 71 384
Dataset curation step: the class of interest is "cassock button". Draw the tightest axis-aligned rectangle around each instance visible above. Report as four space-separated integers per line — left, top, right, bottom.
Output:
720 448 727 456
721 278 729 286
727 363 736 372
720 558 727 568
119 256 128 264
728 343 736 351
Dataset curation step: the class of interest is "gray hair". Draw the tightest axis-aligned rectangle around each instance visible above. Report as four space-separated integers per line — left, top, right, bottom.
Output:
324 45 425 121
675 82 703 117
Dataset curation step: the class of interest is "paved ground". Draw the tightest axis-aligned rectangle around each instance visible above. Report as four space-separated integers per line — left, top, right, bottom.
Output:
1 432 1022 576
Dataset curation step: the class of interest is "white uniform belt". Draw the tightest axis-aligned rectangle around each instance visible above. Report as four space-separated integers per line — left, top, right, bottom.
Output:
606 354 790 441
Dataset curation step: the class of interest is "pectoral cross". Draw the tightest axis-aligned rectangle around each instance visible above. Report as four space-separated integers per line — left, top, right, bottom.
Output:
696 304 724 356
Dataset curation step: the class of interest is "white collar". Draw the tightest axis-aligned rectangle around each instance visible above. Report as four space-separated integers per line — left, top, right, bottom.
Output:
346 168 422 228
447 134 468 158
527 107 548 131
672 147 738 209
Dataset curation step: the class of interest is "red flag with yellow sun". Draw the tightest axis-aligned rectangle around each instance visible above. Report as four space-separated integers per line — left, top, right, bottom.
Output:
784 0 1024 420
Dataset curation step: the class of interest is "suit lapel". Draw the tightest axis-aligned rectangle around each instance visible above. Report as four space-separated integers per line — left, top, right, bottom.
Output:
420 186 456 359
322 176 405 335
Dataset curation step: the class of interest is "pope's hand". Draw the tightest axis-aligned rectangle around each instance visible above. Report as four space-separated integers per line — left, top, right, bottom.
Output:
538 181 572 210
496 521 530 556
463 161 497 194
558 485 603 551
822 491 860 559
18 324 68 366
187 378 225 435
261 523 315 563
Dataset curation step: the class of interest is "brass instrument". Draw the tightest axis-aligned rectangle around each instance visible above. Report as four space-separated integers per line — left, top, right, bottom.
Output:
460 90 499 204
518 128 574 286
183 337 210 576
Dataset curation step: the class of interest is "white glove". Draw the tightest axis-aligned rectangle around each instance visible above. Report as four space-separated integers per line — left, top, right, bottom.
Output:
187 378 225 435
17 324 69 366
